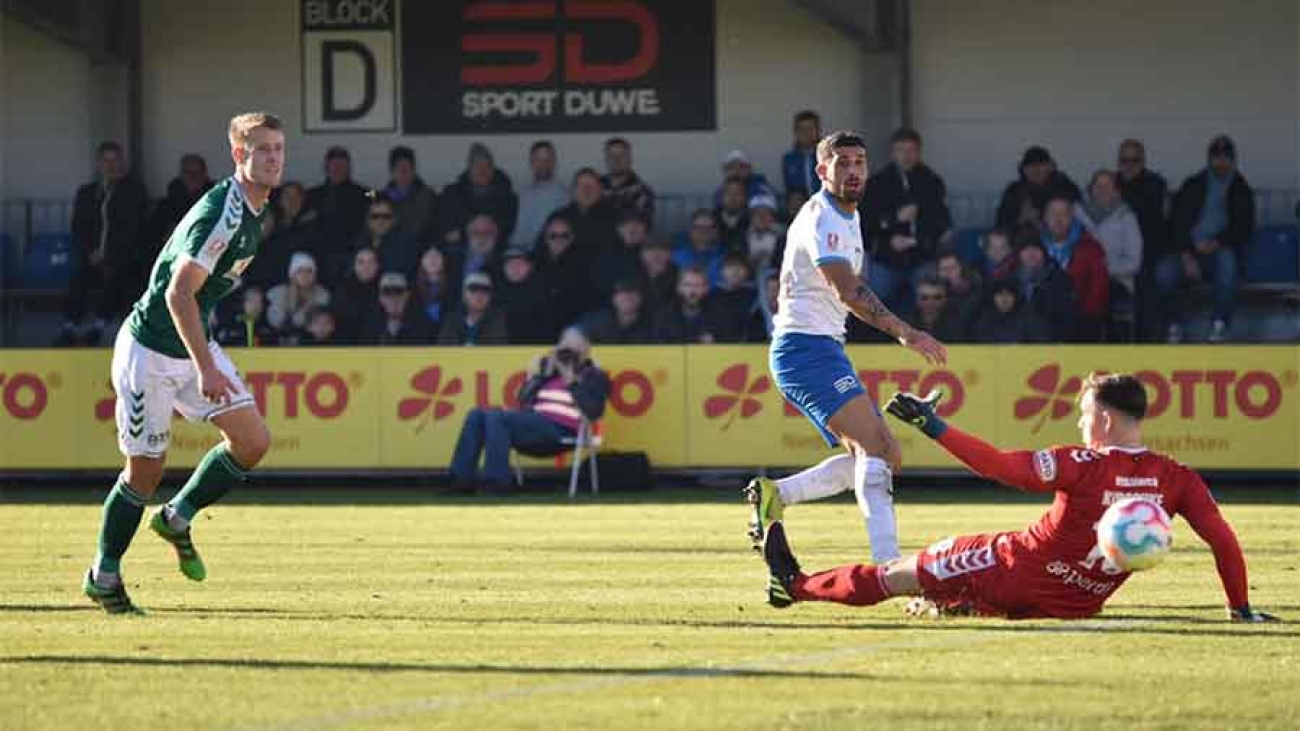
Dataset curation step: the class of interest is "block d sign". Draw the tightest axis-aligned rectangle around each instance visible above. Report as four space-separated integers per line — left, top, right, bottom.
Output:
301 0 397 132
402 1 716 134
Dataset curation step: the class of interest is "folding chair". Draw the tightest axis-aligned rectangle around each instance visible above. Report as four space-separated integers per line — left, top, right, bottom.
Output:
512 418 604 498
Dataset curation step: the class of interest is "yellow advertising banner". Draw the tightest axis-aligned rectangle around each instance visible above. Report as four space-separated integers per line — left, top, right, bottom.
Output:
984 346 1300 470
1 345 1296 471
682 346 1000 469
374 346 686 469
0 351 80 468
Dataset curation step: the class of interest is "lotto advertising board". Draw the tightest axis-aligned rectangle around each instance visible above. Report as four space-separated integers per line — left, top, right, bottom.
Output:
0 346 1296 471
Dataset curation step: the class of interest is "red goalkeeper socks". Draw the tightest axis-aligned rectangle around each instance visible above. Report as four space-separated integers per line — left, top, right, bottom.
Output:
793 564 892 606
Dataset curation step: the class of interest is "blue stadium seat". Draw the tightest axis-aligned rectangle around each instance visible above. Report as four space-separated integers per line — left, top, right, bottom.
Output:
20 232 76 291
1244 226 1299 284
951 227 989 268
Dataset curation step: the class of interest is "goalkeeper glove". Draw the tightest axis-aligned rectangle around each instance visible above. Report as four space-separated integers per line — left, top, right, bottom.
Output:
885 390 947 439
1228 604 1281 623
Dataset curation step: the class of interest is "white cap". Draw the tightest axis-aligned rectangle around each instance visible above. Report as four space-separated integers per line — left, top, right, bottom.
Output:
723 149 750 166
288 251 317 277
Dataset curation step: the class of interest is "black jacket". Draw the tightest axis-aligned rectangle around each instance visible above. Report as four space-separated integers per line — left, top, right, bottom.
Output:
305 179 371 255
1017 263 1077 342
1169 170 1255 252
995 171 1081 230
214 313 280 348
969 303 1052 344
331 276 379 345
1118 168 1169 265
71 176 149 271
518 358 610 423
582 308 655 344
359 304 437 345
439 169 519 243
497 275 556 345
715 209 750 253
436 307 510 346
707 286 758 343
536 245 597 333
244 209 325 290
554 200 620 264
653 299 730 343
862 162 953 268
908 306 967 343
147 177 213 261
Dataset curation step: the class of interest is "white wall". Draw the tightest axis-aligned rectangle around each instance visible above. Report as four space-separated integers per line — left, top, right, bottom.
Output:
140 0 889 196
1 16 95 200
911 0 1299 192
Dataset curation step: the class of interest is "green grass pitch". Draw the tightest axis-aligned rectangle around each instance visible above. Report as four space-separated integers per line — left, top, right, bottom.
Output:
1 486 1297 730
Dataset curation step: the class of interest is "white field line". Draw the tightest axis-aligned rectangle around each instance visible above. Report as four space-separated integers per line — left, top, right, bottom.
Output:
239 619 1147 731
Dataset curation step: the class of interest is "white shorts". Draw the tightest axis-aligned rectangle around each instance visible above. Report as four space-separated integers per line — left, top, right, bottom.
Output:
111 325 254 457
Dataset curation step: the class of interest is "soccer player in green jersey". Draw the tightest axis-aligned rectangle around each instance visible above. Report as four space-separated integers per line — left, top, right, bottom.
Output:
83 112 285 614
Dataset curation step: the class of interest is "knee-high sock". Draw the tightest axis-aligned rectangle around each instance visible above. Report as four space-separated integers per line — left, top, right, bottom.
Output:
855 455 900 564
793 564 893 606
166 445 247 529
776 454 855 505
94 476 147 581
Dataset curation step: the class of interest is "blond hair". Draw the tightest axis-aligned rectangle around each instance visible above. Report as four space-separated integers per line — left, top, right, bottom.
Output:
228 112 283 149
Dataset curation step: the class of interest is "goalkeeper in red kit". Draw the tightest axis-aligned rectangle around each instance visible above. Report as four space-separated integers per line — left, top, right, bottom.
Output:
756 372 1280 622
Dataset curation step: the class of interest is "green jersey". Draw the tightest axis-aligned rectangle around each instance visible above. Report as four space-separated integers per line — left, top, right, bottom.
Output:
127 177 267 358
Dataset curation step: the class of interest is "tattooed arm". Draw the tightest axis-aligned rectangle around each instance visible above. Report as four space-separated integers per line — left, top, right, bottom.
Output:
817 260 948 365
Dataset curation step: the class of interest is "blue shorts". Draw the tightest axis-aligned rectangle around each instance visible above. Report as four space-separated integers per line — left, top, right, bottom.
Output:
769 332 867 447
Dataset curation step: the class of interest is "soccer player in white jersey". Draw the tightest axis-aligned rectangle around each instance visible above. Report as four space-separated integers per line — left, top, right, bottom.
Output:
746 130 948 565
82 113 284 614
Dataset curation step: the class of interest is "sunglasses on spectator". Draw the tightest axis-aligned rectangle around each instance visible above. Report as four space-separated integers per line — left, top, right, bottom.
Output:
918 294 947 301
1119 157 1143 164
547 231 573 240
370 212 394 220
380 286 407 295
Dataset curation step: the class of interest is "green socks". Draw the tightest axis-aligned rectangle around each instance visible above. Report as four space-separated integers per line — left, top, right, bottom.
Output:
94 477 147 580
167 445 248 527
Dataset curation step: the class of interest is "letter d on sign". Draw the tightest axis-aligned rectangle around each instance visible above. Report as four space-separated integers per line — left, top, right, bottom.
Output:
302 1 396 132
322 40 376 121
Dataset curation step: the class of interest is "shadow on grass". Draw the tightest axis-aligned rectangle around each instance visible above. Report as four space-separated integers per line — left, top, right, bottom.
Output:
34 604 1285 639
1 653 887 681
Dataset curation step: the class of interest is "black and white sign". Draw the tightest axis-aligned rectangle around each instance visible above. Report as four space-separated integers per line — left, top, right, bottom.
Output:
301 0 397 132
400 1 716 134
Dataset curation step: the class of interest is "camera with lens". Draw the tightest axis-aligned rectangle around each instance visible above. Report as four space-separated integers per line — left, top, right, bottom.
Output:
554 348 580 366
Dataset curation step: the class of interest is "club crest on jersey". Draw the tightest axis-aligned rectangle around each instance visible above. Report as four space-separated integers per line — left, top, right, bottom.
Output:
827 232 840 250
1033 449 1057 482
229 257 253 277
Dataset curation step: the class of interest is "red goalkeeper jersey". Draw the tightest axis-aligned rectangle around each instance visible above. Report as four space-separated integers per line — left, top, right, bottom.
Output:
936 428 1249 619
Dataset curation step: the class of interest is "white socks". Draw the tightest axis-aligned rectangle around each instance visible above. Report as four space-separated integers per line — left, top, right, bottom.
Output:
776 454 855 505
855 455 901 564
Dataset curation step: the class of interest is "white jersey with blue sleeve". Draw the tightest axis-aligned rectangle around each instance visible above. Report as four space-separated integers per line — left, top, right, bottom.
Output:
772 190 866 341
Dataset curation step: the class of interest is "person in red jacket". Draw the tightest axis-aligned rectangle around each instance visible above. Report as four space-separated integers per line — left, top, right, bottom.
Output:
755 372 1279 623
1041 194 1109 341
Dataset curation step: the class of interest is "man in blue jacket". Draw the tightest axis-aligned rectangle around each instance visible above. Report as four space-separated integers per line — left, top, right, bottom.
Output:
782 110 822 196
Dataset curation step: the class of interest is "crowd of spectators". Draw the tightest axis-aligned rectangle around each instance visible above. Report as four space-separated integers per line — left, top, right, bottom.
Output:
53 109 1279 348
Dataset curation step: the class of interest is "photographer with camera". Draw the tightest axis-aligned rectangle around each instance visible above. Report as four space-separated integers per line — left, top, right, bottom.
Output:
448 327 610 494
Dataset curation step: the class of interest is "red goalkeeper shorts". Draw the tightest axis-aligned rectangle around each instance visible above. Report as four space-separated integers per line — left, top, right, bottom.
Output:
915 532 1045 619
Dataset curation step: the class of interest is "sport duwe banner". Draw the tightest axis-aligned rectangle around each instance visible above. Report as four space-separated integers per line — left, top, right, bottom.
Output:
400 0 717 133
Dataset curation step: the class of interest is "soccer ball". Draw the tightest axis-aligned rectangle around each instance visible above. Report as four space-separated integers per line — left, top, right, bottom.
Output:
1096 498 1172 572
